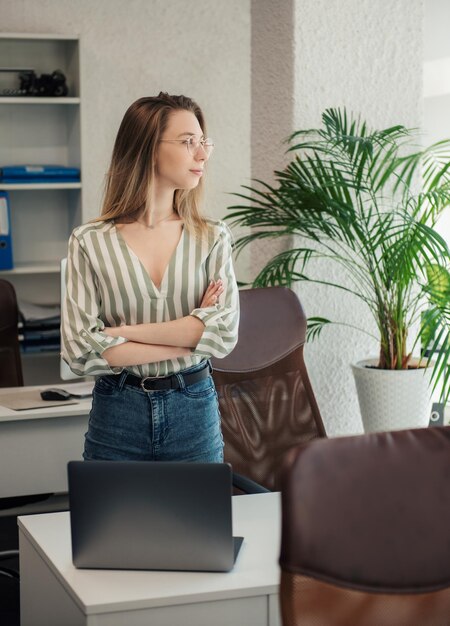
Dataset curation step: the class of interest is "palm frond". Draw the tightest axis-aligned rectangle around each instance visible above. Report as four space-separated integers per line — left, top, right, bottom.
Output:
409 185 450 224
381 221 449 288
425 264 450 306
424 320 450 404
306 317 333 341
252 248 315 288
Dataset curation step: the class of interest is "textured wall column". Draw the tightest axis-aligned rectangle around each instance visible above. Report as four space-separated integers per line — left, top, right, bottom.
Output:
247 0 295 285
251 0 295 181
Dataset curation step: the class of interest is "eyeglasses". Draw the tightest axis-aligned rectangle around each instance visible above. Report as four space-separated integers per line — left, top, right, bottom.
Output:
160 136 215 157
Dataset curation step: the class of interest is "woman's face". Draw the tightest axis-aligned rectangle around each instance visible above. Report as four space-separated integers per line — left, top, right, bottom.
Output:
155 109 209 191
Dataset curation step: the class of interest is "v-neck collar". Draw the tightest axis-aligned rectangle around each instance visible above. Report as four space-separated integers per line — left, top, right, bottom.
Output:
112 221 185 295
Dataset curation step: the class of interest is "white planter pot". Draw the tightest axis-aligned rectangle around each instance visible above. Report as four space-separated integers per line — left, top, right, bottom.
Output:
351 358 433 433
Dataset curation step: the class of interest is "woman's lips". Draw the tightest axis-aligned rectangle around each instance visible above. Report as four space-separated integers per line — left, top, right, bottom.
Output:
189 170 203 176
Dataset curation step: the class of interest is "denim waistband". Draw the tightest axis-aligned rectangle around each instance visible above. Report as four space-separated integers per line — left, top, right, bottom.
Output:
103 360 211 392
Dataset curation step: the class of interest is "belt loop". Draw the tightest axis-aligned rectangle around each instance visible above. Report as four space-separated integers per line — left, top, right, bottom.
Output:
207 359 213 374
174 370 186 390
117 370 128 391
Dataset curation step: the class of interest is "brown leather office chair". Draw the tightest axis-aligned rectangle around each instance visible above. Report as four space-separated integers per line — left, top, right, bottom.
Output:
279 427 450 626
211 286 326 492
0 279 23 387
0 279 22 608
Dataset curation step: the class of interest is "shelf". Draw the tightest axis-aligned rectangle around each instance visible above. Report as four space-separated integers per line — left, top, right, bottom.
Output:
0 182 82 190
20 350 61 358
0 33 79 41
0 262 60 275
0 97 80 105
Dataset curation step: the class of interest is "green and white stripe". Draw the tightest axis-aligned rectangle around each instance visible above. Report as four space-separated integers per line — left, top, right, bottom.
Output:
61 219 239 377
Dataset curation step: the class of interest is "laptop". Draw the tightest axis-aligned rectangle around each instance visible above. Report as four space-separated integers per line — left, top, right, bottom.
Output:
67 461 244 572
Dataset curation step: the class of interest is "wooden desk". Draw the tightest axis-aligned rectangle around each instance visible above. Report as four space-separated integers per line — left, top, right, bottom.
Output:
0 386 91 498
18 492 281 626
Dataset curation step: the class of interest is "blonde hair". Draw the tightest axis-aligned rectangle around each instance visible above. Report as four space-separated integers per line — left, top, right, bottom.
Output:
93 92 208 236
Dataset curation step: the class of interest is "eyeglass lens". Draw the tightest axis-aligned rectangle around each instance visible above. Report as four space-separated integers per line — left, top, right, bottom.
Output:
188 137 214 156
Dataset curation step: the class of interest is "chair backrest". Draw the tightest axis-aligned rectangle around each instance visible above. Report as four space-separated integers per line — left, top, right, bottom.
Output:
279 427 450 626
211 286 325 491
0 279 23 387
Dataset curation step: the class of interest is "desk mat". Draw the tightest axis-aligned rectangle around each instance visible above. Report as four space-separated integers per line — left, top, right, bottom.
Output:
0 390 79 411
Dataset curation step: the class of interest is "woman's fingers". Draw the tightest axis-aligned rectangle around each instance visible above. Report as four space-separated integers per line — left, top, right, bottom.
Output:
209 283 223 300
200 279 224 307
205 279 222 295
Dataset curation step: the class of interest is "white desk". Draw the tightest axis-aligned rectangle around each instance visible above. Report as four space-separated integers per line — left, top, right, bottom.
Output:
0 386 91 498
18 492 281 626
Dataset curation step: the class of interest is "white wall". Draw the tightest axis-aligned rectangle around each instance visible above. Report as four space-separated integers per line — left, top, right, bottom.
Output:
424 0 450 244
0 0 251 276
250 0 424 435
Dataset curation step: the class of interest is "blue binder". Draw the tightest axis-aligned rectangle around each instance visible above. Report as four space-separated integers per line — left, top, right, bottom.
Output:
0 191 14 270
0 165 80 182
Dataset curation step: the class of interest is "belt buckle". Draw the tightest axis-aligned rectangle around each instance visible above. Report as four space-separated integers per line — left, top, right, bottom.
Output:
140 375 162 392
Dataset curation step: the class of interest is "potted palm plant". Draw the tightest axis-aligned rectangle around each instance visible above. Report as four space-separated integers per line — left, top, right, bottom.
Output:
227 108 450 432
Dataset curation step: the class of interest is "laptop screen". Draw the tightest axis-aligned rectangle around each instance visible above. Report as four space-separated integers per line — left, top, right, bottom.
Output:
68 460 243 572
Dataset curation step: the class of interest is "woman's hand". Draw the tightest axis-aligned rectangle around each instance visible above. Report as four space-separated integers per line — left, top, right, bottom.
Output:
200 279 223 308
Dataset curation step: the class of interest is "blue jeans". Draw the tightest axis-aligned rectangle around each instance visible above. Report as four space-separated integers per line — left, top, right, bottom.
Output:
83 361 224 462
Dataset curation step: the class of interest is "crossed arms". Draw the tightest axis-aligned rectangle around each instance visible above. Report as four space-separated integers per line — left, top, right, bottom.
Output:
102 280 224 367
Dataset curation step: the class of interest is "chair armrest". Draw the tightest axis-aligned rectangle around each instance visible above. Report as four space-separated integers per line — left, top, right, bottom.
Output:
0 549 19 580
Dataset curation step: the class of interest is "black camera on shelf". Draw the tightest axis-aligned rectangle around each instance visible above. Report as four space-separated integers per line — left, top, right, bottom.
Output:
19 69 68 97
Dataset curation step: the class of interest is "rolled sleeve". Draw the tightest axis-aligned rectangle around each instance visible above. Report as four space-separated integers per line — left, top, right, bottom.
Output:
190 222 239 359
61 232 128 377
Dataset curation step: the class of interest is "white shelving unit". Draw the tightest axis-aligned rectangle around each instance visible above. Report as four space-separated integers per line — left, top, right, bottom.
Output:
0 33 82 384
0 182 82 190
0 97 80 104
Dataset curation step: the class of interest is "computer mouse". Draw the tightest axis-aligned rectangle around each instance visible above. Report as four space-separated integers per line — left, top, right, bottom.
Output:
40 388 72 401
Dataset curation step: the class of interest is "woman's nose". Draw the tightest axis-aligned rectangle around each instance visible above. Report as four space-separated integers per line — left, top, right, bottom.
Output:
194 144 208 161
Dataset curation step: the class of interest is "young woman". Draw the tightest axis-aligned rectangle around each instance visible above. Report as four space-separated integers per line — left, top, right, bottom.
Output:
61 93 239 463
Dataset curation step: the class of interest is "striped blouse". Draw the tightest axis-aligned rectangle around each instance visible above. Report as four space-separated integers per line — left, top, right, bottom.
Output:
61 218 239 378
